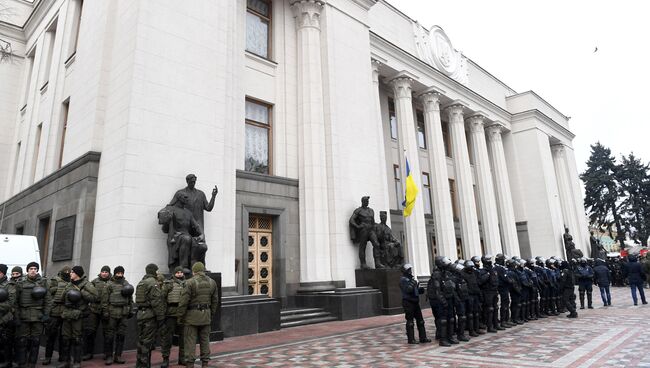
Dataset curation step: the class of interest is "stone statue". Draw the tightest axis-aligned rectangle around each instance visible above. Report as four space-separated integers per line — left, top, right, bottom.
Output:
349 196 385 269
159 174 217 269
158 192 205 269
375 211 404 269
563 227 582 260
590 232 607 259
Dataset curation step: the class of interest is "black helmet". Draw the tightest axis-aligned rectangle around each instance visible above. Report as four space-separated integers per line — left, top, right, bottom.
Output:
183 268 192 279
560 260 569 269
121 284 135 297
495 253 506 265
66 289 82 304
401 263 413 276
579 257 587 265
506 259 516 268
31 286 47 300
454 263 464 272
464 260 475 270
537 257 546 267
481 254 493 266
0 287 8 303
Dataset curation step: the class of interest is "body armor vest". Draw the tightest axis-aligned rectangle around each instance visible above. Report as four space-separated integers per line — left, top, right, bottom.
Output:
52 278 67 304
19 277 46 308
192 276 214 304
109 281 128 306
167 280 183 304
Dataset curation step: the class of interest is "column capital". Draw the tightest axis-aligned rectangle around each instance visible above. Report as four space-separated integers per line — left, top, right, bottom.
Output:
442 99 469 120
485 124 504 142
291 0 325 30
389 71 418 99
551 143 567 155
371 59 382 83
465 112 488 132
418 86 446 112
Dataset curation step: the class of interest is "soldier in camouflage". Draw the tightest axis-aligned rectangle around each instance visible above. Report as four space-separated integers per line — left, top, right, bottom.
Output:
83 265 111 361
0 264 17 368
44 266 71 366
4 266 23 368
178 262 219 368
160 267 187 368
15 262 52 368
135 264 165 368
59 266 98 368
100 266 133 365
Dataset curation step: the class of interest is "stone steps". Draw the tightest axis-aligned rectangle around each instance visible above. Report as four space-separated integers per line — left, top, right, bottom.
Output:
280 307 337 329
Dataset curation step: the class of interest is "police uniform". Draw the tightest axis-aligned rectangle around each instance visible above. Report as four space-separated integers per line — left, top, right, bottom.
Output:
560 261 578 318
44 266 71 365
15 262 52 368
427 258 451 346
160 267 186 367
477 256 500 333
83 266 111 360
100 267 133 365
0 264 17 367
60 266 98 368
399 264 429 345
178 262 219 368
135 264 165 368
576 260 595 309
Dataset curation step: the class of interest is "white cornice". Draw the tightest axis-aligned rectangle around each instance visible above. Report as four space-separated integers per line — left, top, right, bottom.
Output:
350 0 378 10
23 0 53 41
0 21 25 43
510 109 575 140
506 90 569 121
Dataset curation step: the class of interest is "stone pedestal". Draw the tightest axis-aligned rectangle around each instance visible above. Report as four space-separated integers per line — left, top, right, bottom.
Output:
207 272 224 341
355 268 403 315
220 295 281 337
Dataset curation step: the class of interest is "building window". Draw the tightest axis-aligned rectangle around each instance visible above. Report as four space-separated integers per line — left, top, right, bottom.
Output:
442 120 451 158
245 98 271 174
22 49 36 109
422 172 432 215
449 179 459 220
246 0 271 59
40 19 58 89
58 100 70 168
431 235 438 256
416 110 426 149
456 238 464 259
66 0 84 61
31 123 43 183
11 141 21 192
393 164 401 209
388 98 397 140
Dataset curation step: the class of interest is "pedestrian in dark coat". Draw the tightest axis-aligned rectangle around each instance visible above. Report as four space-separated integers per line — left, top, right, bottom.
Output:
593 258 612 306
622 255 647 305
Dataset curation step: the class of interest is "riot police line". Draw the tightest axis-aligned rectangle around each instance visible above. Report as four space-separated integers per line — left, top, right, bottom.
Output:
0 261 218 368
399 254 604 346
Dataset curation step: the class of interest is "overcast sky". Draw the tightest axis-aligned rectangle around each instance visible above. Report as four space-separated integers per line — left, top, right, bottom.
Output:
388 0 650 177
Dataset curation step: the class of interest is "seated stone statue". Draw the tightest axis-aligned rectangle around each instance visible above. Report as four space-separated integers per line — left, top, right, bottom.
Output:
158 192 206 270
375 211 404 269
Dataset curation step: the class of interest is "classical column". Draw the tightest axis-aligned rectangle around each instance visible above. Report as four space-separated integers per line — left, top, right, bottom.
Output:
419 88 456 257
389 73 430 276
467 114 502 255
486 124 520 256
291 0 332 283
370 59 391 226
552 144 582 255
445 102 481 257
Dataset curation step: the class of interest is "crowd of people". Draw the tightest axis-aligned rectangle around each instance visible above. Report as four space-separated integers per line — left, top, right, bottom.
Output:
0 261 218 368
399 253 648 345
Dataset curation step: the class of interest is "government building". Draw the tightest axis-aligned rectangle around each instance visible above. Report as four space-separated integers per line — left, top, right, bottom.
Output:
0 0 588 333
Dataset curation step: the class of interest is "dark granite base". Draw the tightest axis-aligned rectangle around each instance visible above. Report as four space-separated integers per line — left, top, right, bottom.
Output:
220 294 281 337
295 287 382 320
355 268 403 315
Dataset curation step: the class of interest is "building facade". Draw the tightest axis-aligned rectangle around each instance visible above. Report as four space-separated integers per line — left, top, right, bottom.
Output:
0 0 588 306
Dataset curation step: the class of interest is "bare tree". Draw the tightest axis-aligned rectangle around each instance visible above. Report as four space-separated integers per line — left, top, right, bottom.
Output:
0 1 15 63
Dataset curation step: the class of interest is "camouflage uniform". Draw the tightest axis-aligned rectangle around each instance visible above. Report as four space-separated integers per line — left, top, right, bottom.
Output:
44 267 71 365
135 264 165 368
15 270 52 368
178 263 218 368
100 274 133 365
83 269 111 360
0 271 17 367
160 268 186 367
60 272 98 368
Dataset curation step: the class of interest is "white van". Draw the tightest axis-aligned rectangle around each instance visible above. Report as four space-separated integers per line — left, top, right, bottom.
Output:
0 234 41 273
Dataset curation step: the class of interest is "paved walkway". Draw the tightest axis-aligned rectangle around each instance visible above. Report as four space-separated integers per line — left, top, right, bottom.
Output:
70 286 649 367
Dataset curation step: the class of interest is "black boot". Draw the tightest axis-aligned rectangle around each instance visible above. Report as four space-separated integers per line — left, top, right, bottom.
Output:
82 330 95 361
579 290 585 309
467 314 479 337
416 321 431 343
103 338 113 366
113 335 125 364
55 339 71 368
457 316 469 342
587 293 593 309
447 319 459 344
437 320 451 347
406 322 417 344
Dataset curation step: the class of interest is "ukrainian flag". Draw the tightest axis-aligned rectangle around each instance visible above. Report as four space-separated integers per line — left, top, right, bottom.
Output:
402 156 418 217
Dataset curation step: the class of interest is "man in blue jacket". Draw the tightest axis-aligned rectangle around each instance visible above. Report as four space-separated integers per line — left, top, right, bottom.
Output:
593 258 612 306
622 254 647 305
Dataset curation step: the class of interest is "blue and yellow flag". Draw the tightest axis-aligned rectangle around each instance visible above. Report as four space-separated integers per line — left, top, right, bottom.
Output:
402 157 418 217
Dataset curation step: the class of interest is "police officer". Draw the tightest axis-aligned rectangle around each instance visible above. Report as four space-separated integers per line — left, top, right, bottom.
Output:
534 257 549 316
477 255 500 333
438 257 459 345
45 266 71 365
576 257 595 309
515 259 532 322
5 266 23 368
60 266 98 368
525 259 541 320
506 259 523 324
398 263 430 345
545 258 559 315
426 258 451 346
83 266 111 361
494 254 512 328
135 264 165 368
551 257 565 313
178 262 219 368
101 266 134 365
15 262 51 368
0 263 16 368
161 267 187 367
461 260 482 337
559 260 578 318
451 263 470 342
